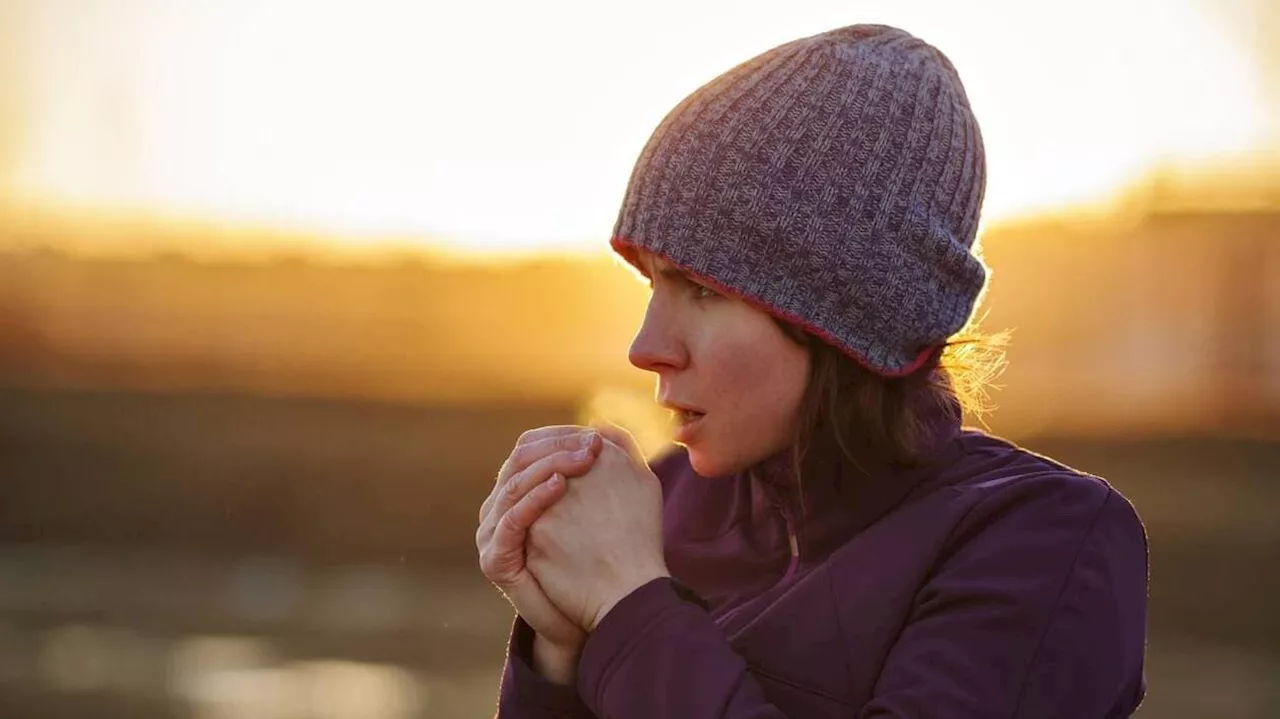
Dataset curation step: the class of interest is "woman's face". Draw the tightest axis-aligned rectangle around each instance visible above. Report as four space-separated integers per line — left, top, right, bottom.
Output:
628 249 811 477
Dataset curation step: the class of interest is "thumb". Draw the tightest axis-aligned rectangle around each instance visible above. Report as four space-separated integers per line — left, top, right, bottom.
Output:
502 567 586 648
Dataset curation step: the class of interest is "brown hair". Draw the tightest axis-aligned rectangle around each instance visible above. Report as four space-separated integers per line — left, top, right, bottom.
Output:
774 317 1009 484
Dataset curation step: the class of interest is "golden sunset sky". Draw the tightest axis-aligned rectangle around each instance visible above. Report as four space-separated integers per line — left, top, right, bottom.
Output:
0 0 1275 258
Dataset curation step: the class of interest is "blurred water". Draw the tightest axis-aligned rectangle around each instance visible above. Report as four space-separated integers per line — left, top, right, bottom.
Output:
0 546 511 718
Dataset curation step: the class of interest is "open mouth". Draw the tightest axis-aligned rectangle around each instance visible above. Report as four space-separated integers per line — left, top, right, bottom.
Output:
673 410 706 442
675 409 705 425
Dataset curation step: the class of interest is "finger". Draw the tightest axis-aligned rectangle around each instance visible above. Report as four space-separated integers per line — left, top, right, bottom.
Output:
503 471 564 540
497 449 594 520
477 447 596 540
478 476 565 598
513 426 589 454
479 473 564 583
481 432 600 523
503 430 601 479
495 427 580 490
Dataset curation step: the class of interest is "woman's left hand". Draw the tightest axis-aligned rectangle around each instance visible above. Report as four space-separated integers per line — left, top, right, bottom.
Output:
525 427 670 633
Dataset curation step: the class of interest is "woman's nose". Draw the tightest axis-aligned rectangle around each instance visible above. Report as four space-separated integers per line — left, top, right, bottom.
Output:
628 300 686 373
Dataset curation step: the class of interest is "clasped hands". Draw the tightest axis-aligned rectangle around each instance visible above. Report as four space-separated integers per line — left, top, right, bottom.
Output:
476 426 670 658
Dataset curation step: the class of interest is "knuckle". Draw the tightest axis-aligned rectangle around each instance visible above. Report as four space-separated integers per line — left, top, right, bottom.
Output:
498 508 521 532
551 447 580 464
507 443 530 470
527 454 557 477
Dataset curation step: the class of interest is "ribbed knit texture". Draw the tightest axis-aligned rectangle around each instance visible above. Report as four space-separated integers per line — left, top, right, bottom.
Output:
611 24 988 376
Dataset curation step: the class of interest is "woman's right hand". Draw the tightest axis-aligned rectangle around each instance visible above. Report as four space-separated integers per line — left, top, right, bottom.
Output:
476 426 603 652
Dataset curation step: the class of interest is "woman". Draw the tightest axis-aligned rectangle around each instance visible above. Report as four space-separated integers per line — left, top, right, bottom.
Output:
476 24 1148 718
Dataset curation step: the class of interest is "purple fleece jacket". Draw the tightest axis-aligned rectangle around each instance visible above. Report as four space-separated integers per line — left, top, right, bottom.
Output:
494 401 1149 718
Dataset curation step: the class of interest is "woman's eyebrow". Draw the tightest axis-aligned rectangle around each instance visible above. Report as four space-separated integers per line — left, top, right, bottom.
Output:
656 266 693 282
637 258 696 285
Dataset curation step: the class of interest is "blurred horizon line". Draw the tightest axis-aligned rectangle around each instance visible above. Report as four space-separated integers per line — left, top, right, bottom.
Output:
2 154 1278 266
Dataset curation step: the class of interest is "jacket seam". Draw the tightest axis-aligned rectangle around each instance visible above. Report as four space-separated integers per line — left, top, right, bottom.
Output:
825 566 856 700
856 483 987 699
745 661 855 706
1008 488 1115 718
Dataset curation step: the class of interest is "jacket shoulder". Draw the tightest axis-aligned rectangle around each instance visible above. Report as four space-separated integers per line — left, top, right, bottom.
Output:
937 431 1125 517
853 435 1149 717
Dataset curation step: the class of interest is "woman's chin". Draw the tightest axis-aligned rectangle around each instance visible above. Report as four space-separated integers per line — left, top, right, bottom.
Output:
686 447 748 479
684 435 787 478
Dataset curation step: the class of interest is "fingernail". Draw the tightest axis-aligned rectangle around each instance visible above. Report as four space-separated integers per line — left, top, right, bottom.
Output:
548 473 563 488
574 448 592 461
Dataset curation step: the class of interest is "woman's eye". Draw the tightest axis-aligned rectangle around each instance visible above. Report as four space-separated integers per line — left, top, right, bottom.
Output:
693 283 718 299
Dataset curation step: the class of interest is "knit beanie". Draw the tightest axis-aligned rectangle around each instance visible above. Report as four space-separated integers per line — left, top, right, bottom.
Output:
610 24 988 377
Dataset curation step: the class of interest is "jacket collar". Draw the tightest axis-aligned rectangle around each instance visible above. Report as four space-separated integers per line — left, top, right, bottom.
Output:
746 393 965 562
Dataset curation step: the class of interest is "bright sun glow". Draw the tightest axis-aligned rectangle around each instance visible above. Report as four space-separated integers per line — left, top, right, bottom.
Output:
0 0 1270 256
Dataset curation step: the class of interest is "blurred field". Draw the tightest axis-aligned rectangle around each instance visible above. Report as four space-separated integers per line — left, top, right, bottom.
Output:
0 387 1278 717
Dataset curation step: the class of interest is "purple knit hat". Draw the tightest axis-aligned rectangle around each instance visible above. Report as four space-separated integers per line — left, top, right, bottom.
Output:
611 24 988 377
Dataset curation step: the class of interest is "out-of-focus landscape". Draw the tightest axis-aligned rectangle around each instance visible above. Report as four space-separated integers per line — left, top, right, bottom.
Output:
2 1 1279 717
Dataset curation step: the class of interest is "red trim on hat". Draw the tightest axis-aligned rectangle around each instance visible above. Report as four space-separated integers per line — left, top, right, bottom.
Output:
610 237 937 379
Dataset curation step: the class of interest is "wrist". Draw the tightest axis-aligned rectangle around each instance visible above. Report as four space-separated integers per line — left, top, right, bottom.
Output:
532 634 581 686
587 567 670 633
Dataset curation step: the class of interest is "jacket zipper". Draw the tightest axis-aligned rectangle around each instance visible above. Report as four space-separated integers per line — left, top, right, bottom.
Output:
760 471 802 581
781 509 800 581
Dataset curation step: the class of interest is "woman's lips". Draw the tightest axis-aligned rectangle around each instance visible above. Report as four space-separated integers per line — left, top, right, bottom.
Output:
673 410 706 443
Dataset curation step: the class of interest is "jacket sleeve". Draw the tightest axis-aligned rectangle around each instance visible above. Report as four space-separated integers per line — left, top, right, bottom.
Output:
575 577 794 719
496 615 598 719
861 479 1150 718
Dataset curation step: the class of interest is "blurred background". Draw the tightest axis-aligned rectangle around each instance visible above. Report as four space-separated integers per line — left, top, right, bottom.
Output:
0 0 1278 717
